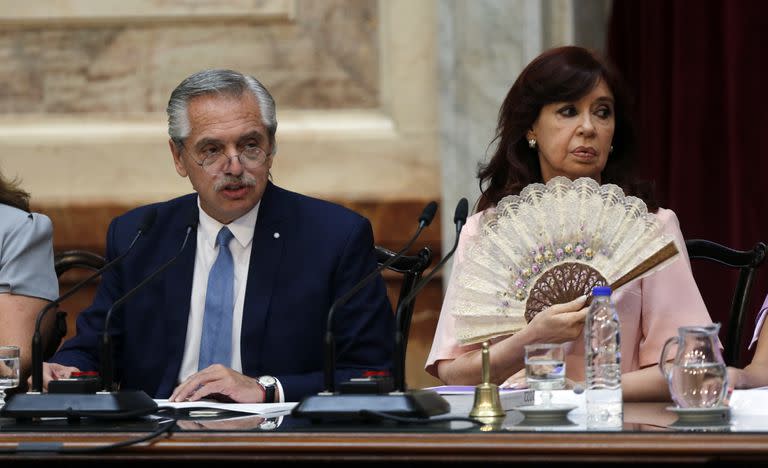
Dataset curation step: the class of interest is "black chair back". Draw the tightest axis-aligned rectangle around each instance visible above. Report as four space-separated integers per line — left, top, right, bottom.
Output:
49 250 106 359
686 239 767 366
375 246 433 348
55 250 106 277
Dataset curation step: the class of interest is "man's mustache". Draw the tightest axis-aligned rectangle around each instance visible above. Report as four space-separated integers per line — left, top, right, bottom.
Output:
214 175 258 192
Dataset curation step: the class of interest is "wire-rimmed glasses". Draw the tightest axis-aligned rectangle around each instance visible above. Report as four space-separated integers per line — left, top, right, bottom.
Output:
187 145 270 174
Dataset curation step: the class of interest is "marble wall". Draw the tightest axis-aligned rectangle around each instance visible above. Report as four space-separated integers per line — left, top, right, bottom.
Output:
0 1 378 114
2 0 438 205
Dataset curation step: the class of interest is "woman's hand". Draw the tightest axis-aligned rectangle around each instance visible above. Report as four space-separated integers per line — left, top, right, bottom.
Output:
526 295 588 344
437 296 588 386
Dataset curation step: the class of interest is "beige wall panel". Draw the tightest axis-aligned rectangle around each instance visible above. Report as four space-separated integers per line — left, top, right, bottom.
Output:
0 0 295 24
1 0 438 204
1 112 437 204
0 1 378 114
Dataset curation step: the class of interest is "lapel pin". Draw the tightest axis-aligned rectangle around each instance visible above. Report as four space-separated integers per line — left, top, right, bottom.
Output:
273 232 280 239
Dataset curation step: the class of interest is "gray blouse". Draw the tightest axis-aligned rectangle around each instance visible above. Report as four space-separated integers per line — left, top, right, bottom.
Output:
0 204 58 301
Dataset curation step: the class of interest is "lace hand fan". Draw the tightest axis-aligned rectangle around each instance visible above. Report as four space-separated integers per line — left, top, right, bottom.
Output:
452 176 679 345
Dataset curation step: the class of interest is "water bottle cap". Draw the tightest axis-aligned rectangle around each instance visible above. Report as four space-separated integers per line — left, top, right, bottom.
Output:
592 285 612 296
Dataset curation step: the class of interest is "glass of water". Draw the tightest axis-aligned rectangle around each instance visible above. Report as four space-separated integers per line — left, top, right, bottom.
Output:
0 345 20 408
524 343 566 407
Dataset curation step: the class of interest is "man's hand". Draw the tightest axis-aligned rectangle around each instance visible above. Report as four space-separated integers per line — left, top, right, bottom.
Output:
169 364 271 403
27 362 81 391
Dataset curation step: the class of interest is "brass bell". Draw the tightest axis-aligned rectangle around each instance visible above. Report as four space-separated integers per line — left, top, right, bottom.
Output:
469 341 506 420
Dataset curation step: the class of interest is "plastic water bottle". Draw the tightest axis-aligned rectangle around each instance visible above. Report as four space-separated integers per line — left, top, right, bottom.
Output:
585 285 623 429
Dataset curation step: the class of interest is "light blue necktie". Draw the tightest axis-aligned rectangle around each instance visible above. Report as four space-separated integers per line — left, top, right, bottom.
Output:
198 226 235 370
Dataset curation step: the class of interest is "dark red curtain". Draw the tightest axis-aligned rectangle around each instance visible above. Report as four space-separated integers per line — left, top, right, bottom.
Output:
608 0 768 365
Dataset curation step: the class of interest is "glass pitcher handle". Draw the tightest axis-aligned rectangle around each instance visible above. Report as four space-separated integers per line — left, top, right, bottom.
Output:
658 335 679 380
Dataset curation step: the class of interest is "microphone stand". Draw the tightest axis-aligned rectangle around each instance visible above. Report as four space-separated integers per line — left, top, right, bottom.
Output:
29 210 155 394
293 199 468 421
100 222 196 393
322 201 437 394
393 198 468 393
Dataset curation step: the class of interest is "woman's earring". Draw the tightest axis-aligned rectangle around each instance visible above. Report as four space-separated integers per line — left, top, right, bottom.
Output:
609 145 614 153
528 138 537 149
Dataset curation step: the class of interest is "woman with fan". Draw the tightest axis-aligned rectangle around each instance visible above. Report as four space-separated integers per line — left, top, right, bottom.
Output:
426 46 714 401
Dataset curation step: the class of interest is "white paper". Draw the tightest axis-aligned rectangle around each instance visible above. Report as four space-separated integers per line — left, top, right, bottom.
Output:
154 399 296 416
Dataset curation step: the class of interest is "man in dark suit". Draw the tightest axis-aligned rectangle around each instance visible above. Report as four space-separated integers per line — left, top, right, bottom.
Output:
43 69 394 402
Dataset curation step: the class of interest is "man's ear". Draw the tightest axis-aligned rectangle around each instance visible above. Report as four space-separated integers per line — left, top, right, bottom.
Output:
169 139 188 177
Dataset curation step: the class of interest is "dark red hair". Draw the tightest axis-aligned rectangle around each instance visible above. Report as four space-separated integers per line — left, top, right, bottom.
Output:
477 46 655 212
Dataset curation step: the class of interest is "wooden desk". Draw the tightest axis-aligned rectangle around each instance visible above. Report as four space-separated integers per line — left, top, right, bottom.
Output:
2 403 768 465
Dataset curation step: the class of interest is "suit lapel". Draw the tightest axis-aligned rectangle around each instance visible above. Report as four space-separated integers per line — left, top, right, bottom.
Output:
158 197 198 397
241 182 288 374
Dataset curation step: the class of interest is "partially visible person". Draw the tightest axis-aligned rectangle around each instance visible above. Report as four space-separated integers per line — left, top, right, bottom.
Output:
0 171 58 383
729 293 768 389
425 46 715 401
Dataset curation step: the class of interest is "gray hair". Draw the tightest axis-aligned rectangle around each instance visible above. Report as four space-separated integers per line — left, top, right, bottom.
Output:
166 69 278 155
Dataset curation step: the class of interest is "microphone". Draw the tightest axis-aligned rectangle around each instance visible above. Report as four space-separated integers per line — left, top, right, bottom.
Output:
29 209 157 393
292 198 469 421
100 213 198 393
1 210 198 420
322 201 437 394
393 198 469 392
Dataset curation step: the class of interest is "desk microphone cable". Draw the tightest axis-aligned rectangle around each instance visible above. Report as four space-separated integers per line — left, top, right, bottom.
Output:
0 409 178 455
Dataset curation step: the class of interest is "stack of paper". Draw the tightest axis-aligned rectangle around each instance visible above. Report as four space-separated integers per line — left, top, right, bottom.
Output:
426 385 534 415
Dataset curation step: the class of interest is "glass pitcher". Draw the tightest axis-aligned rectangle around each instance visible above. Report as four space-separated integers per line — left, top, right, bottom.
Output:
659 324 728 408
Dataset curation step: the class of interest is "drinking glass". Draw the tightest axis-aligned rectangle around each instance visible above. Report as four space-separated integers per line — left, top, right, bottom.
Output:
0 346 20 408
524 343 566 407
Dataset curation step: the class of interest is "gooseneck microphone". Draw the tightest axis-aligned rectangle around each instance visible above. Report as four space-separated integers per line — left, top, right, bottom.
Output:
100 211 198 393
292 198 467 421
392 198 469 392
29 209 157 393
322 201 437 394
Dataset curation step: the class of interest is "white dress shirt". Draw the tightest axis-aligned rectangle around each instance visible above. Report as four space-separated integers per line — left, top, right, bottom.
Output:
178 200 258 381
176 200 285 402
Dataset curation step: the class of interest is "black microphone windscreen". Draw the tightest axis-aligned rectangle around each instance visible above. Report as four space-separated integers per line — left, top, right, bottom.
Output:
186 209 200 229
418 201 438 227
138 208 158 233
453 198 469 225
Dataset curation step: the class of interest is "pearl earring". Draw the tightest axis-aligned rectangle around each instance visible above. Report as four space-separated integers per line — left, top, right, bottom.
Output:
609 145 614 153
528 138 537 149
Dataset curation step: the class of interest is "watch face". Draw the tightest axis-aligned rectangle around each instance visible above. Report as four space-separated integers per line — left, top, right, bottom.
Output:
259 376 277 387
259 420 278 431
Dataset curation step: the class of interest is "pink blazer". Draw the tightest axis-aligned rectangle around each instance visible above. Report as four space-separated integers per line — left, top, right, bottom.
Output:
425 207 714 382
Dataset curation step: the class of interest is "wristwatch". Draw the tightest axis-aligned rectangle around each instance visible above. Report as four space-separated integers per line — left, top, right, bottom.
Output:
258 417 279 431
257 375 277 403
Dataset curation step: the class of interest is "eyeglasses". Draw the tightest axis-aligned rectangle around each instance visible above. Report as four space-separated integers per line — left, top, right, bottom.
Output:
186 144 269 174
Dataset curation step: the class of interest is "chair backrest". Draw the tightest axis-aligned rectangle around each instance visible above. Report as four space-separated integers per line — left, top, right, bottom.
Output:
54 250 106 277
375 245 433 349
685 239 767 366
48 250 106 360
